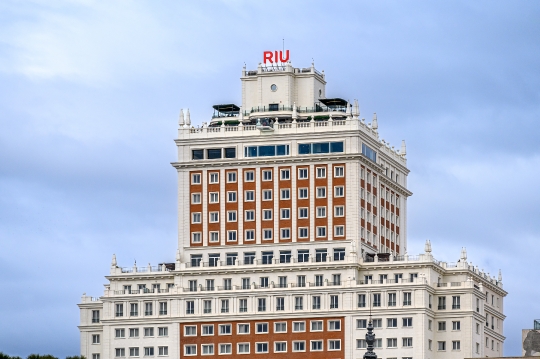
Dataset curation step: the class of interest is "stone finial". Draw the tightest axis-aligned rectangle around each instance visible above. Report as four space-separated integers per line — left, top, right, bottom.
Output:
111 254 117 267
424 240 430 253
185 109 191 127
460 247 467 261
238 107 243 122
176 249 181 262
179 109 184 127
498 269 502 282
353 99 360 119
346 101 352 117
292 102 297 122
372 113 378 130
400 140 406 156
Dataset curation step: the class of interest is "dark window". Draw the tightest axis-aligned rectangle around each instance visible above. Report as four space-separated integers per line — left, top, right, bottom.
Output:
225 148 236 158
276 145 287 156
207 148 222 159
312 142 329 154
362 143 377 162
262 251 273 264
269 103 279 111
330 142 344 153
247 146 257 157
297 250 309 262
192 150 203 160
315 249 327 262
298 144 311 154
258 145 276 157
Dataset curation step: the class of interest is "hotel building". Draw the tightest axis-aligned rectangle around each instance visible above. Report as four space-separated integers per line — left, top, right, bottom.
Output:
78 55 507 359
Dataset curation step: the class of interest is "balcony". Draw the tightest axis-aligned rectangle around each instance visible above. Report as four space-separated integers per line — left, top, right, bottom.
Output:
144 311 152 316
438 305 446 310
159 310 167 315
92 319 100 323
452 304 461 309
130 312 138 316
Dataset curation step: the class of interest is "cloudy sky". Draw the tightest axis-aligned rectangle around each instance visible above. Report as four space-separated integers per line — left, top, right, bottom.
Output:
1 0 539 356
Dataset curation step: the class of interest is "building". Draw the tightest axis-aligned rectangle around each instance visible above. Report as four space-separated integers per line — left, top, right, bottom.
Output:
78 52 507 359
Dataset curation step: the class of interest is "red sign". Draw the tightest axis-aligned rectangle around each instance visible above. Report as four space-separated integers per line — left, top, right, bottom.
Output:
263 50 290 64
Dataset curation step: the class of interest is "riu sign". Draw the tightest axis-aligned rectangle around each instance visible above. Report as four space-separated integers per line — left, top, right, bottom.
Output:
263 50 290 64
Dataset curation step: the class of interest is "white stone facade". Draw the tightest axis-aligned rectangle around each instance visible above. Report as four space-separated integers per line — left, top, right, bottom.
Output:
79 60 507 359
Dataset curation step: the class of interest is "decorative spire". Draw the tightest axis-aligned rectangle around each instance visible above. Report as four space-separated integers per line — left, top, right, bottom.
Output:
498 269 502 282
346 101 352 117
363 317 378 359
424 240 430 254
460 247 467 261
372 113 378 130
111 254 117 267
353 99 360 119
292 102 297 122
400 140 406 156
179 109 184 127
238 106 244 122
185 109 191 128
176 249 181 262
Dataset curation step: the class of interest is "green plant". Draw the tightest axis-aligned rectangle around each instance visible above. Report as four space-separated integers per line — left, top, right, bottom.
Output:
0 352 22 359
27 355 58 359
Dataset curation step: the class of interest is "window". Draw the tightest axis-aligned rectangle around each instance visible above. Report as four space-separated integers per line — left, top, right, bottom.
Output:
373 319 382 328
298 188 308 199
227 211 237 222
299 142 344 154
192 173 201 184
328 340 341 350
357 339 367 349
402 337 413 347
262 189 272 201
242 229 253 241
191 232 201 243
201 344 214 355
293 321 305 332
330 295 339 309
184 345 196 356
262 170 272 181
281 169 290 180
298 168 308 179
281 188 290 199
311 320 323 331
298 227 308 238
316 187 326 198
362 143 377 162
219 324 231 335
274 342 286 353
293 341 305 352
388 292 396 306
263 210 272 220
476 323 480 334
159 302 167 315
334 206 344 217
403 317 413 327
357 319 367 329
209 212 219 222
256 343 268 353
311 340 323 351
245 190 254 201
298 207 308 218
334 225 344 237
258 298 266 312
452 321 461 331
281 208 290 219
221 299 229 313
226 253 237 266
239 299 247 313
260 277 269 288
452 296 461 309
219 344 232 355
373 293 381 307
227 230 237 242
452 341 461 350
316 226 326 237
403 292 412 305
115 304 124 317
476 343 480 353
129 347 139 357
192 212 201 223
92 334 100 344
202 325 213 336
316 167 326 178
245 145 289 157
227 191 237 202
316 206 326 218
192 150 203 160
143 347 154 357
186 301 194 314
227 171 236 183
115 348 125 357
191 193 201 204
438 321 446 331
244 252 255 265
358 294 366 308
209 172 219 183
438 341 446 351
387 318 397 328
185 326 196 336
329 320 341 331
311 295 321 310
438 296 446 310
256 322 269 334
245 171 254 182
294 297 303 310
207 148 222 159
275 322 287 333
238 343 250 354
387 338 397 348
334 166 344 177
334 186 344 197
144 327 154 337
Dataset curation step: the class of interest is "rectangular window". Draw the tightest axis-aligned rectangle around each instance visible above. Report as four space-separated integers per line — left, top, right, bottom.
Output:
256 323 268 333
191 173 201 184
298 168 308 179
387 338 397 348
262 189 272 201
219 344 232 355
373 293 381 307
143 347 154 356
452 341 461 350
115 303 124 317
128 328 138 338
192 149 203 160
209 231 219 242
144 327 154 337
330 295 338 309
298 207 308 218
294 297 303 310
298 188 308 199
237 343 250 354
227 231 237 242
293 321 306 332
191 232 201 243
312 295 321 309
403 292 412 305
245 171 254 182
115 349 125 358
129 347 139 357
316 206 326 218
276 297 285 311
403 317 413 327
227 211 237 222
156 327 167 337
357 339 367 349
244 229 254 241
388 292 396 306
244 252 255 265
274 342 286 353
219 324 232 335
191 193 201 204
316 187 326 198
334 186 344 197
403 337 413 347
92 334 100 344
244 210 255 221
245 190 254 202
263 210 272 220
280 169 290 180
334 166 344 177
207 148 222 159
357 319 367 329
452 321 461 331
438 341 446 351
209 173 219 183
438 321 447 331
315 249 327 262
387 318 397 328
328 340 341 351
362 143 377 162
281 208 290 219
225 148 236 158
358 294 366 308
293 341 305 352
334 206 344 217
159 302 167 315
280 228 290 239
298 227 308 238
227 171 236 183
263 229 272 240
239 299 247 313
275 322 287 333
316 167 326 178
280 189 290 200
203 300 211 313
438 296 446 310
221 299 229 313
329 320 341 331
191 212 201 223
262 170 272 181
202 325 213 336
316 226 326 237
311 340 323 351
258 298 266 312
452 296 461 309
227 191 237 202
201 345 214 355
184 345 196 356
256 343 268 353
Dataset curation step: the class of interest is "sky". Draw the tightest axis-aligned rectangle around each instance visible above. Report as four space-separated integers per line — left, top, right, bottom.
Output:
0 0 539 356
